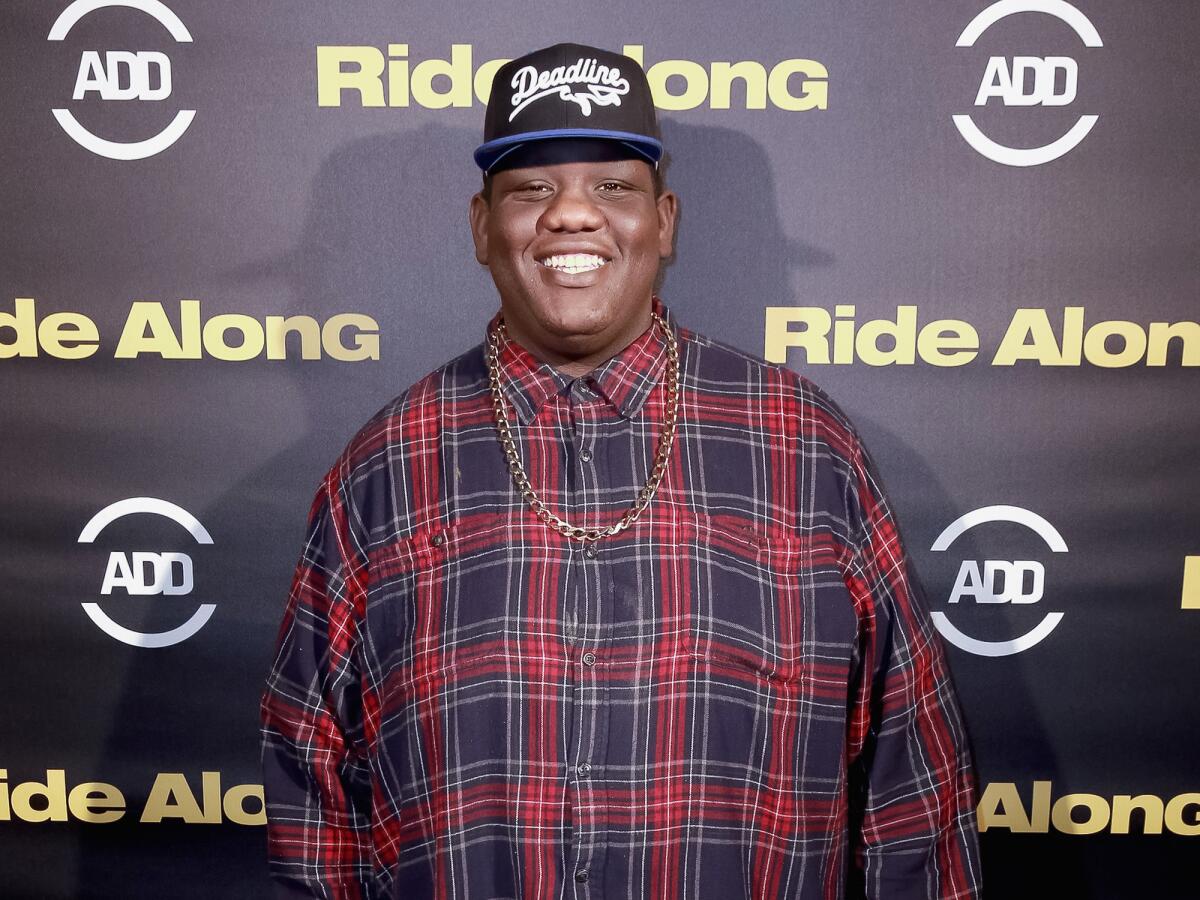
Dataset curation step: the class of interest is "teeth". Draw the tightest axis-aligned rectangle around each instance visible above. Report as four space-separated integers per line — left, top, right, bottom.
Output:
539 253 608 274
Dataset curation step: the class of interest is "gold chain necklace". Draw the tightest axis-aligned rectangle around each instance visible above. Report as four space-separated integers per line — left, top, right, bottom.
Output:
486 312 681 544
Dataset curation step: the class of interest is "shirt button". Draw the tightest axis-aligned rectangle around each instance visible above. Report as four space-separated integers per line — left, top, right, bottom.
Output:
431 532 445 547
577 762 592 777
582 651 597 667
583 544 598 559
579 448 593 463
575 870 589 883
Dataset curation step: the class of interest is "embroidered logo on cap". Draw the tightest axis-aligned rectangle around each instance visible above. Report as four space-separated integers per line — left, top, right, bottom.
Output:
509 56 630 121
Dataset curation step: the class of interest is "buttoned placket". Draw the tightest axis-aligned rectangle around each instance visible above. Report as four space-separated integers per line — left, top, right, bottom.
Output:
563 376 614 896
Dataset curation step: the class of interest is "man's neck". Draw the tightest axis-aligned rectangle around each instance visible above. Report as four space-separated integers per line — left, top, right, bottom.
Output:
503 306 655 378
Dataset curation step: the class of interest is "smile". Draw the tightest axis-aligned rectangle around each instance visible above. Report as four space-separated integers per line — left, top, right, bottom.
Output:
537 253 609 275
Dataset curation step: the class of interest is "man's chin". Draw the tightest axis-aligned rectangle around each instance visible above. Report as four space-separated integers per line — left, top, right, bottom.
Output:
532 295 616 340
500 287 652 362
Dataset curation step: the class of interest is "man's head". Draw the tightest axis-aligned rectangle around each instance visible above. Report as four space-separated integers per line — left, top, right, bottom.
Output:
469 43 678 374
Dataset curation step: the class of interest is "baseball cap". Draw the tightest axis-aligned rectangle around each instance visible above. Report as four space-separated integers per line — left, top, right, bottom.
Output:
474 42 663 173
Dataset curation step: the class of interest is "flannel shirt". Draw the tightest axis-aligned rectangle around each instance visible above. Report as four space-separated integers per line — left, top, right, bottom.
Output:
261 300 981 899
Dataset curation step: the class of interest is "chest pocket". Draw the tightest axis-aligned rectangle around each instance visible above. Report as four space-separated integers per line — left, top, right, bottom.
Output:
675 513 813 684
369 515 572 686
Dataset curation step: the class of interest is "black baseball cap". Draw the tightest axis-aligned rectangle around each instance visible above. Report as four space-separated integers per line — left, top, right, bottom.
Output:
474 42 663 173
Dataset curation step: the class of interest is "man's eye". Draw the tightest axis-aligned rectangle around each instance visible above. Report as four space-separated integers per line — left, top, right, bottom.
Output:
599 182 627 193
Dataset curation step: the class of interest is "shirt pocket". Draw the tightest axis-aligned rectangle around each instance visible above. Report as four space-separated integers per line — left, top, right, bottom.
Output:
677 512 809 685
371 514 568 686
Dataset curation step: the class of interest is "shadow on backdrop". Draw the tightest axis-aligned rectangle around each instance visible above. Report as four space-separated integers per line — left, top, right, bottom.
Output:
853 414 1085 899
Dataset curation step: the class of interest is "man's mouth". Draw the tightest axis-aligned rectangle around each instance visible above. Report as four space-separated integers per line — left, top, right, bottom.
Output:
536 253 609 275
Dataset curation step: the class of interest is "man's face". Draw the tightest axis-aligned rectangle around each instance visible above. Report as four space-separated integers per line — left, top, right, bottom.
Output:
469 153 678 371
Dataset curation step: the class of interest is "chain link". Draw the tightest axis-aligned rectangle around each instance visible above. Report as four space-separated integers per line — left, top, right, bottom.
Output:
486 313 681 544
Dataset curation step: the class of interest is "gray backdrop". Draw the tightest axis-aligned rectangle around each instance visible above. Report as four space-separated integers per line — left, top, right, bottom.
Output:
2 0 1197 896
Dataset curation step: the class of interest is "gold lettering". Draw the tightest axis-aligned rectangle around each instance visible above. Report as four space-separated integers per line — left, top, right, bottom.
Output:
764 307 830 363
1184 557 1200 610
141 773 209 823
323 313 380 361
1051 793 1110 835
386 44 409 107
710 61 768 110
1165 793 1200 836
473 57 509 105
10 770 68 823
856 306 917 365
977 782 1033 833
202 314 265 362
0 298 40 358
1060 306 1084 365
1110 794 1164 835
180 300 202 357
993 308 1066 366
202 771 223 823
116 301 188 359
646 60 709 111
316 46 385 107
317 45 831 112
1146 321 1200 366
39 312 100 359
621 45 644 67
67 782 126 824
223 783 267 826
265 315 322 360
767 59 828 111
1030 780 1052 832
1082 320 1147 368
410 44 473 109
917 319 979 366
833 306 855 364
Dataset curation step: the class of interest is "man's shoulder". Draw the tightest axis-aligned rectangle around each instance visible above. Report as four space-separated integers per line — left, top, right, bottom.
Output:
680 323 820 397
679 325 862 455
328 343 488 482
377 342 489 422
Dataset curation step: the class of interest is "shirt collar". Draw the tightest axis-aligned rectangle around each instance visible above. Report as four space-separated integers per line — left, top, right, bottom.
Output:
489 297 675 426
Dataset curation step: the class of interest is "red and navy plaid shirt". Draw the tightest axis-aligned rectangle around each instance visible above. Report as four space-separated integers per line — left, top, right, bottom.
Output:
261 301 981 899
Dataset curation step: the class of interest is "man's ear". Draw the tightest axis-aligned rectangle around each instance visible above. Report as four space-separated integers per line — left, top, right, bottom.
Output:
656 189 679 260
469 192 490 265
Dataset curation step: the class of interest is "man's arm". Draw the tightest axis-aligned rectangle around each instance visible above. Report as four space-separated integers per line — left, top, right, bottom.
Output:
840 436 982 900
260 469 377 898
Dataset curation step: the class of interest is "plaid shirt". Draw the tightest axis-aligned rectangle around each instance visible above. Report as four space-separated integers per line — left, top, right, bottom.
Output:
261 301 980 899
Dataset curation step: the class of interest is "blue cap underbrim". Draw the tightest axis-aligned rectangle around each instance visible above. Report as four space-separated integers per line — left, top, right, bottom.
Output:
474 129 664 173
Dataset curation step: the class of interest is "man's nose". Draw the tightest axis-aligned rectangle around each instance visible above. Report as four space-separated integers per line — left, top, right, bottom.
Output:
540 185 604 232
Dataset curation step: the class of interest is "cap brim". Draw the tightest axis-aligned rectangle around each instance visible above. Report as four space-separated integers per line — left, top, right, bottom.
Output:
474 129 663 172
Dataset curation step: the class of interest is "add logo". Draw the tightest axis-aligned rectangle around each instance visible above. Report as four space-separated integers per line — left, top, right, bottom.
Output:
953 0 1102 166
77 497 214 648
48 0 194 160
930 505 1068 657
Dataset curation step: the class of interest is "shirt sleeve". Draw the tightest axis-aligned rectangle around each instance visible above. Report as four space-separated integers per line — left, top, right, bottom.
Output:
839 434 982 900
260 467 378 899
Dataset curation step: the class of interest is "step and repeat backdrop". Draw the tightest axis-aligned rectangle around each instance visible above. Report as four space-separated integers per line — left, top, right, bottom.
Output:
2 0 1197 897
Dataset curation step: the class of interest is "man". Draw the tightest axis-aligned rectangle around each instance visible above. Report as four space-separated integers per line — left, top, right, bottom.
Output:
262 42 981 899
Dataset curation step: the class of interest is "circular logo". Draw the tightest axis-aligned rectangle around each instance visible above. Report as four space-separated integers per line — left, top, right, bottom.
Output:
48 0 194 160
930 505 1067 657
953 0 1102 166
77 497 215 648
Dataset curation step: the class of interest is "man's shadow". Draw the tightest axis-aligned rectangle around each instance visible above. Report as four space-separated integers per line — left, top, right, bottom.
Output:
72 122 490 900
657 119 833 346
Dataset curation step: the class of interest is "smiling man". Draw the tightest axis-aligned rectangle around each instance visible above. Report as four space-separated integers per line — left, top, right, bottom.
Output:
469 145 674 377
262 43 981 900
